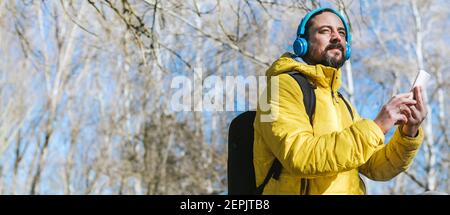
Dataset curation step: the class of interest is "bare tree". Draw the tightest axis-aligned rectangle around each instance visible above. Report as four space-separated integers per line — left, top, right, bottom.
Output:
0 0 447 195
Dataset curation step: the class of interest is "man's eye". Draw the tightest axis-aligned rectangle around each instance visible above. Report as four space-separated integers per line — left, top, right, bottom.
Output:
339 31 346 37
320 29 330 33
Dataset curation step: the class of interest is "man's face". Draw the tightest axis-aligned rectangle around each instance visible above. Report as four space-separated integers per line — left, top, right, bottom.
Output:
304 12 347 68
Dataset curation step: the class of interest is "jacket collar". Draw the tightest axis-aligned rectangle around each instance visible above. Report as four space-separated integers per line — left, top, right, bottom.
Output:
266 53 342 92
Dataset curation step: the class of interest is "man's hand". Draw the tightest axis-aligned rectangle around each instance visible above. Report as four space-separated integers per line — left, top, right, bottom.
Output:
399 86 428 137
374 92 417 134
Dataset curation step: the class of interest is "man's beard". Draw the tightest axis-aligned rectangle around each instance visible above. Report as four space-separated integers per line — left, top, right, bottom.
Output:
319 44 345 68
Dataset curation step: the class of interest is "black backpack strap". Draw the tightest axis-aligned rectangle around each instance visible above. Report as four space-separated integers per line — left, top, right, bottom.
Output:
255 159 282 194
255 72 316 194
288 72 316 125
337 92 354 121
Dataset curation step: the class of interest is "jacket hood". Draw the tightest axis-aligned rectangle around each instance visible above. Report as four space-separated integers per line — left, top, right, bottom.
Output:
266 52 342 92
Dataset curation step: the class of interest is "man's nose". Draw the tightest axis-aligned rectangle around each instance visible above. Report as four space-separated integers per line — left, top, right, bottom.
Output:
330 30 342 43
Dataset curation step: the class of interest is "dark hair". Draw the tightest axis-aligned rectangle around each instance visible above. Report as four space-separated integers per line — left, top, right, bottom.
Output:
303 10 327 40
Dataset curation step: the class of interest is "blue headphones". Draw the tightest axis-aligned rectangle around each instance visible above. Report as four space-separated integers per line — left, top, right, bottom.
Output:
293 8 352 61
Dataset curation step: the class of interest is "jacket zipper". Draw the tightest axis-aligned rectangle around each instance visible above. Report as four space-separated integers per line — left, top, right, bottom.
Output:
300 178 309 195
330 71 338 103
299 69 337 195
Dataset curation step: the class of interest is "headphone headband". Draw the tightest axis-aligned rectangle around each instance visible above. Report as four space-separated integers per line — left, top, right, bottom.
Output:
297 8 352 43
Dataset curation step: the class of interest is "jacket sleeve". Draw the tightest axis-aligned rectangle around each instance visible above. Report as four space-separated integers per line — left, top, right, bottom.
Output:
358 126 424 181
255 74 385 178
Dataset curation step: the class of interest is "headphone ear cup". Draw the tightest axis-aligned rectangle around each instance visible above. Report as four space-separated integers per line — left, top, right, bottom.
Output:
345 43 351 60
293 38 308 57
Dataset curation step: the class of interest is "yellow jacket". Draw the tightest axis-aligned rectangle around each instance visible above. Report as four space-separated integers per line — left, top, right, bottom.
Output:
253 53 424 194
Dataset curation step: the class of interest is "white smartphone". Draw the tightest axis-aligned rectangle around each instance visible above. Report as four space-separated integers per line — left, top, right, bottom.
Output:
411 69 431 90
409 69 430 99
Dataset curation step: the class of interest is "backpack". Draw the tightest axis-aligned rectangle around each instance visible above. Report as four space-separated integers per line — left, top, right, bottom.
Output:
227 72 354 195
